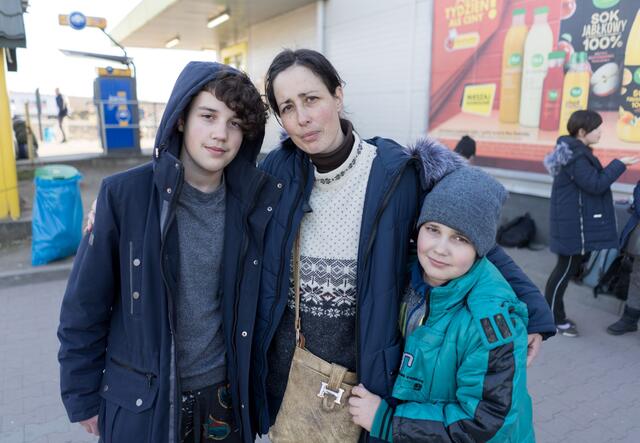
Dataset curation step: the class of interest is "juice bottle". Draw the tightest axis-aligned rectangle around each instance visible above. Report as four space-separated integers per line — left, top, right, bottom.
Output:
519 6 554 127
617 9 640 143
558 52 591 135
539 52 566 131
498 8 528 123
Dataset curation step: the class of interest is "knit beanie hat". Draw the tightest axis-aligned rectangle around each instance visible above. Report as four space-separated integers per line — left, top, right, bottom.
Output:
417 167 507 256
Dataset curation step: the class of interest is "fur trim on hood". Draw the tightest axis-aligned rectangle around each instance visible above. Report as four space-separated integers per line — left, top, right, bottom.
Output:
544 136 576 176
406 137 467 192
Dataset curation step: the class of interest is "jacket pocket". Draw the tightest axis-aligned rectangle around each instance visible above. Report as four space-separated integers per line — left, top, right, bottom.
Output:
392 332 443 402
99 357 158 443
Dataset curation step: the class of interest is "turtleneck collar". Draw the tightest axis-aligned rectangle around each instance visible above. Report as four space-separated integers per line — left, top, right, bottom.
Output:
308 119 354 173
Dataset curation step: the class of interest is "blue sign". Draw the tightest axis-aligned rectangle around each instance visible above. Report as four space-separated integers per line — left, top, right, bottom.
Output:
69 11 87 30
95 75 139 151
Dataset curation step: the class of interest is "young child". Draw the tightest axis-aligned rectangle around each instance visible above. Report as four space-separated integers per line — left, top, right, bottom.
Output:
349 167 534 442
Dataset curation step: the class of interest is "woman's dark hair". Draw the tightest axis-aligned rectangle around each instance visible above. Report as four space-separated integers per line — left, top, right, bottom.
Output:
566 110 603 138
265 49 344 116
188 69 268 140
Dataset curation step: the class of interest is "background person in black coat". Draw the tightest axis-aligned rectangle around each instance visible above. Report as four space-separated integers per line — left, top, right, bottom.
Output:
543 110 639 337
55 88 68 142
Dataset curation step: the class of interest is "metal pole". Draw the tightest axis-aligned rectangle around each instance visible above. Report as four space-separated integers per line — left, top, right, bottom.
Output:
35 88 43 140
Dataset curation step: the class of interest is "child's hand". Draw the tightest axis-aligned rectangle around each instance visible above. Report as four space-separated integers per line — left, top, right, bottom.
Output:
349 384 381 432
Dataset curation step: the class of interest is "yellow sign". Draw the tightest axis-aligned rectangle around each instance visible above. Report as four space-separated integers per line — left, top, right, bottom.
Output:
97 67 132 77
461 83 497 117
58 14 107 30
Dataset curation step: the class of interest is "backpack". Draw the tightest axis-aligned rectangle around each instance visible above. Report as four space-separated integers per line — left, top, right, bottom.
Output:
576 248 618 288
593 253 632 300
496 213 536 248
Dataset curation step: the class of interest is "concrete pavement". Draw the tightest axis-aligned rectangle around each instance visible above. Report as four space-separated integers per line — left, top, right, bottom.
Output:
1 246 639 442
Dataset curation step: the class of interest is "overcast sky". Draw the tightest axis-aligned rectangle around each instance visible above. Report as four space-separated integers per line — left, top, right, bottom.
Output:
7 0 216 102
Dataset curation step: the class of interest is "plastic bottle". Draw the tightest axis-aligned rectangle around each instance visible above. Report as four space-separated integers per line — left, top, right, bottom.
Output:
499 8 528 123
539 52 566 131
519 6 554 127
558 52 591 135
617 9 640 142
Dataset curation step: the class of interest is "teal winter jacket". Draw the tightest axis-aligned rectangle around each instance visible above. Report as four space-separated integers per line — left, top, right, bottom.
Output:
371 258 534 443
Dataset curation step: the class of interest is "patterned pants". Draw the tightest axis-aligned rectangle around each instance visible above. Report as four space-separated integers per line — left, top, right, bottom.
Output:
180 381 241 443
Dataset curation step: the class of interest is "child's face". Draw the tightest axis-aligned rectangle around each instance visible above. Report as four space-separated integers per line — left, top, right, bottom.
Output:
180 90 244 179
417 222 477 287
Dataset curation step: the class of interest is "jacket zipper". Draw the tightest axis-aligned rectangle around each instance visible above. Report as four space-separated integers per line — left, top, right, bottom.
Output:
356 161 411 379
110 357 157 388
158 163 183 443
578 191 586 255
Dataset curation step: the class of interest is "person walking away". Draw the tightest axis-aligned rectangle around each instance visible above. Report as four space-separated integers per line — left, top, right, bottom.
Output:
55 88 68 143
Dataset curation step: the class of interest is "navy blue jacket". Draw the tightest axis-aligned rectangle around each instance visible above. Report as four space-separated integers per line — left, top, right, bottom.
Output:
57 62 281 443
620 181 640 249
251 137 555 441
545 136 625 256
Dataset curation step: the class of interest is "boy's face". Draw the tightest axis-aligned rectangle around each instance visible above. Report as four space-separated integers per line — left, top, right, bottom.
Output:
179 90 244 180
417 222 477 287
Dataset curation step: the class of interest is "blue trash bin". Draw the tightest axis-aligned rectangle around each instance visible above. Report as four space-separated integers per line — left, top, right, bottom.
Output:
32 165 83 266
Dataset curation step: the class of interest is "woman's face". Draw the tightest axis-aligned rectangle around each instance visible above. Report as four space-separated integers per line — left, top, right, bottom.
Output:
580 125 602 146
272 65 345 155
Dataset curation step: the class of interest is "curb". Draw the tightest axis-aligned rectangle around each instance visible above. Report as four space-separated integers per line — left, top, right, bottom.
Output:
0 262 73 289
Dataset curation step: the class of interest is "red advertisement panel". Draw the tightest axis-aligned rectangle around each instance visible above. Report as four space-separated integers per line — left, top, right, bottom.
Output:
428 0 640 183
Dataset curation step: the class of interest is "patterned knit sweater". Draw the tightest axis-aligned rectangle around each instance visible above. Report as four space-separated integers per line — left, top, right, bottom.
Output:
267 132 377 401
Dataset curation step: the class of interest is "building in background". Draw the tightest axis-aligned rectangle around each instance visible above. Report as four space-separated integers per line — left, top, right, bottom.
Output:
111 0 640 241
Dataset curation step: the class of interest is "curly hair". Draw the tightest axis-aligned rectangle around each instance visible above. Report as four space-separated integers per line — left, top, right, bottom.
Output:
197 69 268 140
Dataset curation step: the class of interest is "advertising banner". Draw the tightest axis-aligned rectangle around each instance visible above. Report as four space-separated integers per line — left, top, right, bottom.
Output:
428 0 640 182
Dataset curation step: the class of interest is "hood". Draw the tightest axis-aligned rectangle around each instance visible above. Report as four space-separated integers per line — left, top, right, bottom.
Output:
153 61 264 165
406 137 467 192
543 135 584 176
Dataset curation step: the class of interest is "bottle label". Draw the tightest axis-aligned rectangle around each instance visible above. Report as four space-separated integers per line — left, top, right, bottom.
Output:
508 53 522 67
619 65 640 126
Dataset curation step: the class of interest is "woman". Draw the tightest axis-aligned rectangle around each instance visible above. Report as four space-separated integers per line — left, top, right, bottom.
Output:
544 110 638 337
251 49 555 441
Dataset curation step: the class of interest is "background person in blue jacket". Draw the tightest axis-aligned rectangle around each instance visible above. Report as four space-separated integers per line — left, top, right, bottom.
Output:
57 63 279 443
350 167 534 442
543 110 638 337
251 48 555 442
608 181 640 335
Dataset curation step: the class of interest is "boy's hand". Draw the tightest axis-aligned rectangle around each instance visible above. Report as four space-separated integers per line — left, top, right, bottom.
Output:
80 415 99 436
526 333 542 367
349 384 381 432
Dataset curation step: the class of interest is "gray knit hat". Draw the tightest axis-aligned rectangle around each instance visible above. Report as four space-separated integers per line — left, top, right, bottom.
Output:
417 167 507 256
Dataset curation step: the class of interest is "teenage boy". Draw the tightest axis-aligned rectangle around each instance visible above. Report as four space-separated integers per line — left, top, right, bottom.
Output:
58 62 281 443
350 167 534 442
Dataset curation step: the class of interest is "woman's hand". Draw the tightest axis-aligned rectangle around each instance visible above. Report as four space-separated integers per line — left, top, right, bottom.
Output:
349 384 381 432
619 156 640 166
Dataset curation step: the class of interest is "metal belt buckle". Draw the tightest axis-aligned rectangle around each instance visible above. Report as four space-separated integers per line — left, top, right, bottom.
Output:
317 382 345 404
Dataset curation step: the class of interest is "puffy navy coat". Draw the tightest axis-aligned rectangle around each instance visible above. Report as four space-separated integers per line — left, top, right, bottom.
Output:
251 137 555 441
545 136 626 255
57 62 281 443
